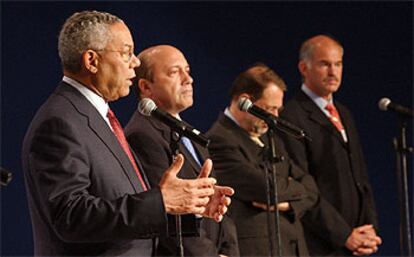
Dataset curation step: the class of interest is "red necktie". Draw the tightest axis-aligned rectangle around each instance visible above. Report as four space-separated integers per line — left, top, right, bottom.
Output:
107 108 147 191
325 103 344 132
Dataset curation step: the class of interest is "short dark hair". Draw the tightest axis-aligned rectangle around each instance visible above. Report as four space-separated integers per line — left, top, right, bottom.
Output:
229 62 287 102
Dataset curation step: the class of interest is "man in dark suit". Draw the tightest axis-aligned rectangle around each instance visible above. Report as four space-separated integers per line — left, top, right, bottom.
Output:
207 63 319 256
22 11 232 256
125 45 239 257
280 34 382 256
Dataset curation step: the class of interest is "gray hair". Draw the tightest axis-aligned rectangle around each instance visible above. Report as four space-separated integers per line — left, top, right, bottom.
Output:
58 10 123 73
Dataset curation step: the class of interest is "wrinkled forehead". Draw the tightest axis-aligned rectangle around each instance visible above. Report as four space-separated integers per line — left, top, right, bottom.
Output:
108 22 134 49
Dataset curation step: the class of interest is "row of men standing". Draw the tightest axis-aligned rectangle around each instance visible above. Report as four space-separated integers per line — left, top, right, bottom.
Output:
22 10 382 256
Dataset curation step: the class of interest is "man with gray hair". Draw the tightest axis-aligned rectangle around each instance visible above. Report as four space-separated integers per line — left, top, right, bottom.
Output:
22 10 233 256
280 34 382 256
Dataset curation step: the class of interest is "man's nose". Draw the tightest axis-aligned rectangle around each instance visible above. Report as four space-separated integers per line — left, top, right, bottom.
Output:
182 71 193 84
130 54 141 68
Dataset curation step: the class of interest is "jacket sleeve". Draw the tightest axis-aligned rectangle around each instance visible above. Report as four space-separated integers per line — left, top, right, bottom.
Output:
280 108 352 248
127 130 200 237
26 117 167 243
216 216 240 257
208 132 310 205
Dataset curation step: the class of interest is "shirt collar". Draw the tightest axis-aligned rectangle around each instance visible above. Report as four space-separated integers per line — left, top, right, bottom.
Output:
301 84 333 115
224 107 240 126
63 76 109 121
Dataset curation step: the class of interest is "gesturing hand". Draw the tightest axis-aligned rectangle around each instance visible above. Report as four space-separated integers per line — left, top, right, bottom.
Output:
160 154 217 215
198 159 234 222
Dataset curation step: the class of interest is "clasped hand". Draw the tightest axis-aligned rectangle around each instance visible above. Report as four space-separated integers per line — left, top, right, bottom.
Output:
345 224 382 256
160 154 234 222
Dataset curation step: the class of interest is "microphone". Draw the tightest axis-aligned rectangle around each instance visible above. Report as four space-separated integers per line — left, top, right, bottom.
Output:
0 167 12 186
238 97 308 139
138 98 210 148
378 98 414 118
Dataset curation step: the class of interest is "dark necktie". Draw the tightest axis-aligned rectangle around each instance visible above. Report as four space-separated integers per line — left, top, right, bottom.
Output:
325 103 344 132
107 108 147 191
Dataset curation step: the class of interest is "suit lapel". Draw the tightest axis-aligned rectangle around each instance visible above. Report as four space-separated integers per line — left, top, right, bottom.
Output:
218 113 265 163
56 82 143 193
148 115 204 175
297 91 347 146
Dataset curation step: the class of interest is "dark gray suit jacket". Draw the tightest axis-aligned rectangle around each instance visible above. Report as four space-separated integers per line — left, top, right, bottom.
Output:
22 82 168 256
125 110 240 257
207 113 318 257
280 90 378 256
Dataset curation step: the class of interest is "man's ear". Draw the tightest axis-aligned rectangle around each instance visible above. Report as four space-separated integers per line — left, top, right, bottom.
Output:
298 60 307 77
239 93 252 100
138 79 152 98
82 50 99 74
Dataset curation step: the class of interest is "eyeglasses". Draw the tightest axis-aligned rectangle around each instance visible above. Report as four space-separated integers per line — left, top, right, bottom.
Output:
95 49 135 63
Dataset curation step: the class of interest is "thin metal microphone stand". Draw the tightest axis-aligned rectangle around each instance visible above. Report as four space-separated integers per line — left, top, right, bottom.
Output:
263 120 309 257
393 118 412 257
264 127 283 257
169 131 184 257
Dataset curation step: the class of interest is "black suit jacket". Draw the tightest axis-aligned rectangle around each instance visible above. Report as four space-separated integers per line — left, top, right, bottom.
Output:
125 110 239 257
280 90 378 256
207 113 318 257
22 82 168 256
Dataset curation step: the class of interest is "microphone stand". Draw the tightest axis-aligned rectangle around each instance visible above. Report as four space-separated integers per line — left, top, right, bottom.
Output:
393 118 412 257
264 127 283 257
169 131 184 257
262 117 309 257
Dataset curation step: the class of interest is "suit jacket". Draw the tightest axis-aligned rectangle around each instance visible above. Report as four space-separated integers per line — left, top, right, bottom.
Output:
22 82 168 256
207 113 318 257
125 110 239 257
280 90 379 256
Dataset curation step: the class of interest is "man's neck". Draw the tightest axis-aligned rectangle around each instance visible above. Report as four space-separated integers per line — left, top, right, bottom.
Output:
64 71 104 100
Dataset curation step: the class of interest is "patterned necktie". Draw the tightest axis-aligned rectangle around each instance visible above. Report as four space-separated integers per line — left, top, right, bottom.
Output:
107 108 147 191
181 136 201 167
325 103 344 132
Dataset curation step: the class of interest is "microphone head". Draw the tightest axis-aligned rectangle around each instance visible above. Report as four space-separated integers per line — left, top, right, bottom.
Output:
378 97 391 111
238 97 253 112
138 98 157 116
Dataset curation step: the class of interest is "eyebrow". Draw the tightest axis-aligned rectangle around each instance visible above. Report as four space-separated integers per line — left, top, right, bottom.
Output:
169 65 190 69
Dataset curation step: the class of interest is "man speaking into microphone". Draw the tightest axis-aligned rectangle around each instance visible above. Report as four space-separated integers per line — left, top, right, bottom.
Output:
125 45 238 257
207 63 319 256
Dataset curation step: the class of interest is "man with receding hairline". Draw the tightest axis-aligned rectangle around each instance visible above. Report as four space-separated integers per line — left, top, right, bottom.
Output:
280 34 382 256
125 45 239 257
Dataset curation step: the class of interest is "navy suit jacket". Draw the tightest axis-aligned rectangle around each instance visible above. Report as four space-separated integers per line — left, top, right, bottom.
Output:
280 90 378 256
125 110 240 257
22 82 168 256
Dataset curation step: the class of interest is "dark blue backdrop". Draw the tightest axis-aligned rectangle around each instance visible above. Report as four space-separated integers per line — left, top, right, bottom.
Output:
1 1 412 256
